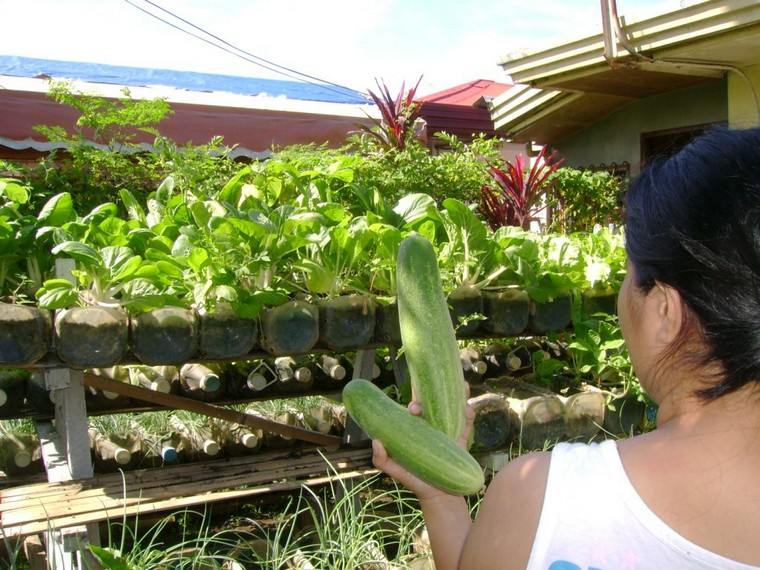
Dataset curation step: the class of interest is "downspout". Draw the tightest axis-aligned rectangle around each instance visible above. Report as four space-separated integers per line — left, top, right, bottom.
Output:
600 0 760 122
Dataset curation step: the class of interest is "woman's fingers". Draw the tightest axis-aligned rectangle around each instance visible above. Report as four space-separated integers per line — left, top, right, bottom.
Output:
459 401 476 448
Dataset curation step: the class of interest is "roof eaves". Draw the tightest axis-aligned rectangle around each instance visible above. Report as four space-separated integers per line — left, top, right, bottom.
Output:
499 0 760 85
489 85 566 131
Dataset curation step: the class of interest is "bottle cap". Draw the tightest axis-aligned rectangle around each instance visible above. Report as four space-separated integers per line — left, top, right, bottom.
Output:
200 374 221 392
241 433 259 448
150 380 171 394
161 446 178 462
507 356 522 370
247 373 268 391
295 367 312 383
114 448 131 465
0 388 7 407
14 450 32 468
330 365 346 381
474 361 488 375
203 440 220 456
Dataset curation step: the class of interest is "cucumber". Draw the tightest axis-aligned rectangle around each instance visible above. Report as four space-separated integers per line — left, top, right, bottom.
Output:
397 233 466 439
342 378 484 495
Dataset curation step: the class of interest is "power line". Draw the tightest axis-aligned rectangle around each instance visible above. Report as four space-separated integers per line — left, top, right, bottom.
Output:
140 0 366 97
122 0 368 100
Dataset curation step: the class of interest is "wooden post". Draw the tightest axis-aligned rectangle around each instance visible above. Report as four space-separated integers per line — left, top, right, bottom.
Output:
342 349 375 446
34 259 101 569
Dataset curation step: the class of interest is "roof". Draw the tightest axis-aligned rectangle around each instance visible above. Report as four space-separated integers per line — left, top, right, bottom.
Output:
490 0 760 143
0 57 379 158
417 79 512 106
414 80 512 141
0 55 368 105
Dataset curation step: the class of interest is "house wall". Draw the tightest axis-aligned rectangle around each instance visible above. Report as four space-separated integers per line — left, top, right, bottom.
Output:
728 62 760 128
555 80 727 175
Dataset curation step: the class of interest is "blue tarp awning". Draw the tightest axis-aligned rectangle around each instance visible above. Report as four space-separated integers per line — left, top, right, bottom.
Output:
0 55 368 105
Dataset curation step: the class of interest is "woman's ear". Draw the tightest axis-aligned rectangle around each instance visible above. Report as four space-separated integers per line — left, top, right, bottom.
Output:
652 281 685 345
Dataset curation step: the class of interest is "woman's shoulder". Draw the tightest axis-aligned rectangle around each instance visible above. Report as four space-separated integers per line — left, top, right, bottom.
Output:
460 450 552 570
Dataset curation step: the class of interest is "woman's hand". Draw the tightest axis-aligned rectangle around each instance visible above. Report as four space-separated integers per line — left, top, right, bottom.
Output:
371 384 476 502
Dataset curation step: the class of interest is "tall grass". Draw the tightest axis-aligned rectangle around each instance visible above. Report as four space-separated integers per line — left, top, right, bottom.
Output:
85 468 428 569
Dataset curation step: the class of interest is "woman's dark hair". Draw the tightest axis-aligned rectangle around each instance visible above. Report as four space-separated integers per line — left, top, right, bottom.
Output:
625 127 760 400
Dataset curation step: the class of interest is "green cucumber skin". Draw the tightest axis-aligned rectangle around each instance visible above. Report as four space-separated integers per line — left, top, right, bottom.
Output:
343 378 484 496
397 234 466 439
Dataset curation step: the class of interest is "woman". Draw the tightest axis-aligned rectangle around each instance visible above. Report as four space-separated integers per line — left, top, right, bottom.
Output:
374 128 760 569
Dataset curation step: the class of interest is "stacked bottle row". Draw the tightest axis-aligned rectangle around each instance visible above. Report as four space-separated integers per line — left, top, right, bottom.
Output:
458 340 565 386
0 401 348 477
8 354 385 417
0 341 565 418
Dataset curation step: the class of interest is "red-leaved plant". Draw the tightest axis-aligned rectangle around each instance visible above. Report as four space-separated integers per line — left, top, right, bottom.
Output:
480 146 563 230
361 77 422 150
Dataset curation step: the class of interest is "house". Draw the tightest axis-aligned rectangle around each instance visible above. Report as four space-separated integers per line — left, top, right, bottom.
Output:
416 79 527 161
489 0 760 177
0 55 378 165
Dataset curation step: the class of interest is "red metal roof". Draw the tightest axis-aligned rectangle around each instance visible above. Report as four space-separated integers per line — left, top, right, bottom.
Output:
415 80 513 142
417 79 512 107
0 88 374 160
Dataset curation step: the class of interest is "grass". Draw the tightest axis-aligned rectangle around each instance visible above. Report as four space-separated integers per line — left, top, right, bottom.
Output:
80 468 430 570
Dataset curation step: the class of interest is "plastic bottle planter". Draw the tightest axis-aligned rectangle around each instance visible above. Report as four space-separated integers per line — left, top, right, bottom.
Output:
54 306 129 368
130 308 198 365
528 294 572 335
0 303 51 365
603 393 646 436
198 303 259 359
0 432 43 477
470 393 511 452
0 369 29 419
25 371 54 415
507 394 566 451
563 391 605 440
318 295 376 350
482 289 530 337
260 300 319 355
373 301 402 346
448 284 483 337
581 287 618 317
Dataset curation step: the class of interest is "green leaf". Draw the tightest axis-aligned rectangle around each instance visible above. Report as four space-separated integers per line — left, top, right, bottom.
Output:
88 545 134 570
111 255 143 282
101 246 134 272
0 178 30 204
171 234 193 258
52 241 101 266
155 175 175 205
38 193 76 226
82 202 118 224
189 201 211 229
119 189 147 225
394 193 435 225
156 260 184 279
187 247 209 274
37 284 78 309
213 285 237 302
41 278 76 290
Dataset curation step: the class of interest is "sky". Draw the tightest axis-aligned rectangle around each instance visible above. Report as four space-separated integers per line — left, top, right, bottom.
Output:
1 0 689 97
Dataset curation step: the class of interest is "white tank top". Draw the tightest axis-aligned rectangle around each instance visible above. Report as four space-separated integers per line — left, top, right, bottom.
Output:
526 440 760 570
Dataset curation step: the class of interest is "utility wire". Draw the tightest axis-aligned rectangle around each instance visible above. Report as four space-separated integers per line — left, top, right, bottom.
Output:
140 0 366 96
123 0 368 100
